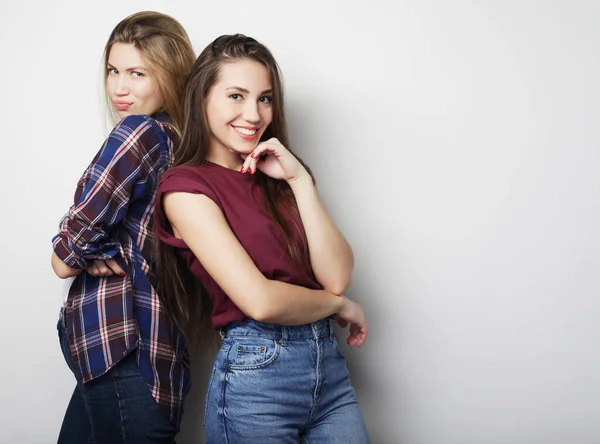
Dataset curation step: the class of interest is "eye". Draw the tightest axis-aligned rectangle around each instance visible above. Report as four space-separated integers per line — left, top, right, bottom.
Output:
107 67 118 75
259 96 273 104
229 93 243 100
132 71 145 78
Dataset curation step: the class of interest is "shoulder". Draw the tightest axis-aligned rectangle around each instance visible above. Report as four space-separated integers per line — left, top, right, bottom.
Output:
155 164 224 227
108 114 172 152
113 114 156 135
161 164 209 181
158 164 215 194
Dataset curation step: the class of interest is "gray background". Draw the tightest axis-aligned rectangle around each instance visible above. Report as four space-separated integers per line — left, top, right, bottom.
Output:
1 0 599 443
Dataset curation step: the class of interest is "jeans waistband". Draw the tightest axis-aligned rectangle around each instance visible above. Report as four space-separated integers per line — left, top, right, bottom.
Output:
221 318 334 342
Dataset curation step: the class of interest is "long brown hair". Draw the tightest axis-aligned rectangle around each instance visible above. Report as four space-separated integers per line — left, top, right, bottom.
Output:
155 34 312 339
103 11 196 128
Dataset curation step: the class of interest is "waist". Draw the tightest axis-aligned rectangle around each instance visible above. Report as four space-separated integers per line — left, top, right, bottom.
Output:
222 318 333 341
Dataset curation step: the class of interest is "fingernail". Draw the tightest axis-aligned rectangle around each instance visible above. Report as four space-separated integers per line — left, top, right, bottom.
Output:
248 167 253 174
240 166 245 173
119 273 126 277
250 152 255 158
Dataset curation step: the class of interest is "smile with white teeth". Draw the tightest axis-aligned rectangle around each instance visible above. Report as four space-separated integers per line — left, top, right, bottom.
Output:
233 126 257 136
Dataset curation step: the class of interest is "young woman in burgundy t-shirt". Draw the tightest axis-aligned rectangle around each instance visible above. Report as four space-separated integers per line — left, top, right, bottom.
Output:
154 34 371 443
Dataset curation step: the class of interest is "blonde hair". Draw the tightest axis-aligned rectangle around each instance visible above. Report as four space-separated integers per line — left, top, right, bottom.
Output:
103 11 195 128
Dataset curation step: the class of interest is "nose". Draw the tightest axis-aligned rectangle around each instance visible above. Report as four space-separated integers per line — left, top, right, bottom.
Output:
114 74 130 96
242 100 260 124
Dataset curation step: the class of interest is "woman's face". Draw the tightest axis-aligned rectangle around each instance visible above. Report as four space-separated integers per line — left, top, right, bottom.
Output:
106 43 164 118
205 59 274 156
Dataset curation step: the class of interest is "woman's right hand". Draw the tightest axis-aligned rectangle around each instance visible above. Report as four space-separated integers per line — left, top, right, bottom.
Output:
240 138 309 183
86 259 126 277
335 297 368 347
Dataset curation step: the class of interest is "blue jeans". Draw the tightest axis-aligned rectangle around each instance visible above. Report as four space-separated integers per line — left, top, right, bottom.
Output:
204 318 370 444
56 308 178 444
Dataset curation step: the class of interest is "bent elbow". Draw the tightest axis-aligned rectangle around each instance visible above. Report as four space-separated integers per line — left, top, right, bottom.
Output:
315 259 354 295
52 265 78 279
324 283 348 297
53 268 70 279
248 311 270 323
236 280 278 323
245 301 276 323
320 275 352 296
51 253 81 279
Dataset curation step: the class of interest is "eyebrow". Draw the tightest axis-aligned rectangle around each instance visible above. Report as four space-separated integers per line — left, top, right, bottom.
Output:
226 86 273 95
106 63 148 72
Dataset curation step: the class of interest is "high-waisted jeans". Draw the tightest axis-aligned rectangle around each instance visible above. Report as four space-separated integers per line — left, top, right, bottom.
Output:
204 317 370 444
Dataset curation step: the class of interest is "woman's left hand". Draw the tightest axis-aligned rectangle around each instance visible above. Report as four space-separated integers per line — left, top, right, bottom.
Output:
241 138 309 183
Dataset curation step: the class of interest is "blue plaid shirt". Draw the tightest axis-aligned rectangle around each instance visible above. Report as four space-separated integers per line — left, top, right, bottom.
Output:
52 113 190 427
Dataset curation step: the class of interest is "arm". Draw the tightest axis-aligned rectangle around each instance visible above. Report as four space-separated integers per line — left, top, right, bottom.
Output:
51 115 163 278
51 252 82 279
163 191 347 325
240 138 354 294
51 253 124 279
288 173 354 295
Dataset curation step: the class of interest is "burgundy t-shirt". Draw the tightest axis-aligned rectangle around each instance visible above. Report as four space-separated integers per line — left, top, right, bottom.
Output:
154 162 322 329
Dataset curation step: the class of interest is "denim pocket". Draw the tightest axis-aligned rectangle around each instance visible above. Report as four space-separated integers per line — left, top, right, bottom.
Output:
226 338 280 370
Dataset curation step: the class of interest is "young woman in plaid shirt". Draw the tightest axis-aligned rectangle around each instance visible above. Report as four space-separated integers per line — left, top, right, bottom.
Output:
51 11 195 443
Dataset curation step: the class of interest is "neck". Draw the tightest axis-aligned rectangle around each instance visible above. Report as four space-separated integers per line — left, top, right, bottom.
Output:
206 140 244 170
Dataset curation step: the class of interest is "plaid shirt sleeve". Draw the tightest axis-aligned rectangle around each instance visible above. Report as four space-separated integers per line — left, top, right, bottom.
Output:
53 115 164 269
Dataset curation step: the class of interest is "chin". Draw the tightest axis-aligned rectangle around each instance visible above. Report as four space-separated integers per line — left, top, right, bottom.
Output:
229 142 258 155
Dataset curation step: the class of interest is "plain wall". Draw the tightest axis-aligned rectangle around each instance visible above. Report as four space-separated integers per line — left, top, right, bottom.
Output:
1 1 599 443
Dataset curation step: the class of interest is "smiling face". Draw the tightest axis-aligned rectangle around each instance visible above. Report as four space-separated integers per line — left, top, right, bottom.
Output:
106 43 164 118
205 59 273 159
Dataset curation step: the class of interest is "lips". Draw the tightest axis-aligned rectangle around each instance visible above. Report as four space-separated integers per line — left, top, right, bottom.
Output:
113 101 133 111
233 126 259 141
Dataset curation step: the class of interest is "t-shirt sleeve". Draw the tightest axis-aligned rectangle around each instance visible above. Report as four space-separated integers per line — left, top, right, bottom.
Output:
154 167 222 249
